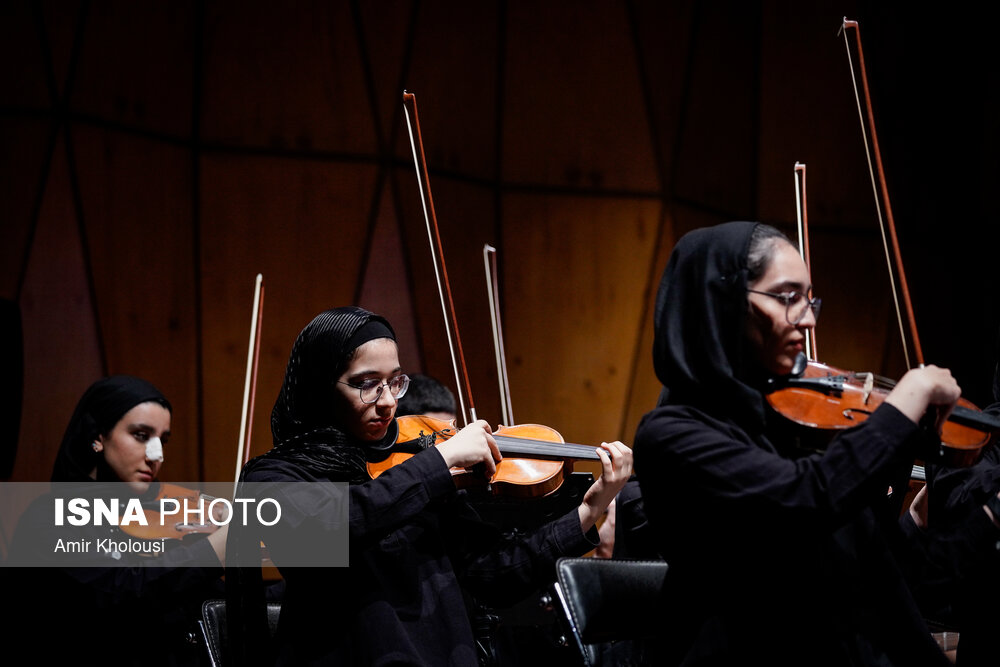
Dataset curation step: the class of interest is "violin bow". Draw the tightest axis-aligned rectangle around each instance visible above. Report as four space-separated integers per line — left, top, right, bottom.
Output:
794 162 817 360
235 273 264 489
402 91 477 426
840 18 924 369
483 244 515 425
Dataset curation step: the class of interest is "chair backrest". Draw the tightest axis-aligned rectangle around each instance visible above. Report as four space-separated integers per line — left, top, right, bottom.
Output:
553 557 669 666
199 598 281 667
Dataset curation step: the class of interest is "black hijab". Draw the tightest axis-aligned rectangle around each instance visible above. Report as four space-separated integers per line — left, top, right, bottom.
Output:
228 306 398 667
244 306 398 485
51 375 171 483
652 221 772 430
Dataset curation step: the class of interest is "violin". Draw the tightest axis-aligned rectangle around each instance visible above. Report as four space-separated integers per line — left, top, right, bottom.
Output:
764 22 1000 471
116 482 224 542
400 92 620 502
367 415 603 499
766 354 1000 468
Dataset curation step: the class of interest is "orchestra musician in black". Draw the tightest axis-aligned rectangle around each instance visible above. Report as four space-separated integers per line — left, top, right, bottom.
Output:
225 306 632 666
633 221 962 666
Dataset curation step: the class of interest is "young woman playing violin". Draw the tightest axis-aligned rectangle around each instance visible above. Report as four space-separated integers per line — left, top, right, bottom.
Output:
227 306 632 666
4 375 227 666
633 221 962 666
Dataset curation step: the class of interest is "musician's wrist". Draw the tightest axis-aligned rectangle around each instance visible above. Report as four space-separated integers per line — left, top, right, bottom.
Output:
578 502 605 533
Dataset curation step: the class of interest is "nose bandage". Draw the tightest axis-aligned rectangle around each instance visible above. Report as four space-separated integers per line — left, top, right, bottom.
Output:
145 437 164 462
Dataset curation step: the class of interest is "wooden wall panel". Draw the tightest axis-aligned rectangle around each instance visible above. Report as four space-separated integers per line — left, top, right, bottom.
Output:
74 127 200 480
40 2 91 95
502 194 661 446
756 5 872 231
12 141 102 482
2 0 997 493
620 204 684 447
628 0 697 189
394 174 503 426
0 119 50 299
671 3 760 216
73 1 195 138
201 1 374 153
0 1 50 107
398 1 498 180
199 155 378 481
357 187 420 379
356 0 416 152
807 229 909 380
504 2 656 191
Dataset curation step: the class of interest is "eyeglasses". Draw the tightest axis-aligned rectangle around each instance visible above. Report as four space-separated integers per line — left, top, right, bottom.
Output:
746 289 822 325
338 374 410 405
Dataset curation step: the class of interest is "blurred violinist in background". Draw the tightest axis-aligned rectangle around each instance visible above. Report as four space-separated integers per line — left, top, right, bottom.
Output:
901 326 1000 666
226 307 631 666
3 375 227 666
395 372 458 422
633 221 962 666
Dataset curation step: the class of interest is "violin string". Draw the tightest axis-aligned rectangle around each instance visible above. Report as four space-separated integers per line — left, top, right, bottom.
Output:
493 434 601 460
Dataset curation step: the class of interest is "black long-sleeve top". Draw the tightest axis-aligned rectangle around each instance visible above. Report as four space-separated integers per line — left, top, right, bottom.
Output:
2 491 224 666
634 402 951 667
244 445 598 666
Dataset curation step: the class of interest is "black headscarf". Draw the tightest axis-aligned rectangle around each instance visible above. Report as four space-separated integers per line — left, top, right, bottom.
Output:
244 306 398 485
652 221 770 430
228 306 397 667
51 375 171 483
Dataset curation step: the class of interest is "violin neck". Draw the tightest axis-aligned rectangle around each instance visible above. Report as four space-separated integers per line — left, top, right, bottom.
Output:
493 435 602 461
949 404 1000 432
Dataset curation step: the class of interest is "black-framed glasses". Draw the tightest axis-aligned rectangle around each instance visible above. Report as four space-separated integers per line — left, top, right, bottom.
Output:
338 374 410 404
746 289 822 325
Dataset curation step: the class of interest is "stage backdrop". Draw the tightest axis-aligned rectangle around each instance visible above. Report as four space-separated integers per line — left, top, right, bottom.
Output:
1 1 996 510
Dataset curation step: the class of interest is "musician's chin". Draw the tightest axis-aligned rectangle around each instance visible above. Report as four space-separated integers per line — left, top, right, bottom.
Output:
125 479 152 495
365 418 392 441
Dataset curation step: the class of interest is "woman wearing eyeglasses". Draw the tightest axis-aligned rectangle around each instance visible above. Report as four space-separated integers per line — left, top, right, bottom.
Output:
632 222 959 666
227 306 631 666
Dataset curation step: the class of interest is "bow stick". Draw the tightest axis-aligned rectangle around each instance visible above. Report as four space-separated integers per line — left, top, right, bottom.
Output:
234 273 264 490
794 162 817 360
484 244 514 425
402 91 477 425
840 18 923 369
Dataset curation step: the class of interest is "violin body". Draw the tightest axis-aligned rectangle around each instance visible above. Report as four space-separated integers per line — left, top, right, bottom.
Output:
767 359 994 468
117 482 222 542
366 415 599 499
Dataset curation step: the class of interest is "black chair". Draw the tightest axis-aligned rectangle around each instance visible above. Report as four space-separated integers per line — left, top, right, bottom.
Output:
199 598 281 667
552 557 670 666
